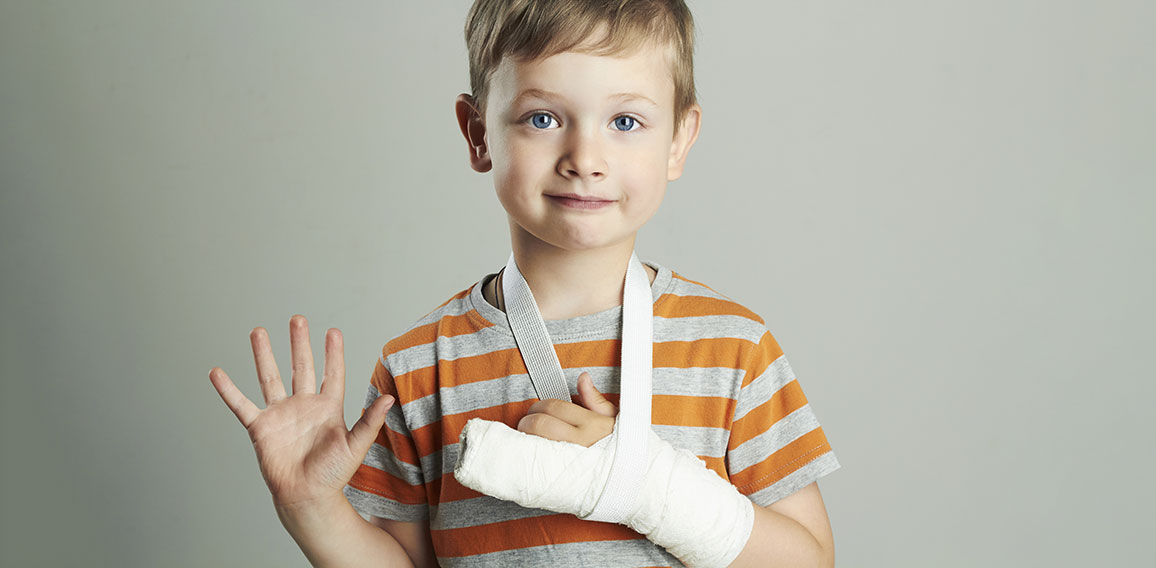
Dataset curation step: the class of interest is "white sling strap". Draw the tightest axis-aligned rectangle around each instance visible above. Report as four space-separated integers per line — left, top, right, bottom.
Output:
501 251 653 523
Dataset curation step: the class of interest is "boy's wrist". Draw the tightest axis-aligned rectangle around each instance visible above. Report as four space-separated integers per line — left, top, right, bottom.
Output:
274 491 362 540
272 490 420 568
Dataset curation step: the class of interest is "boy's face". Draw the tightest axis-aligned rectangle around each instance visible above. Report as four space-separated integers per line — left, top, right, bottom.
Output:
457 40 701 253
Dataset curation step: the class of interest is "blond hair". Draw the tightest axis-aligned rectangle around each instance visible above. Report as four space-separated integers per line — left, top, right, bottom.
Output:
464 0 697 134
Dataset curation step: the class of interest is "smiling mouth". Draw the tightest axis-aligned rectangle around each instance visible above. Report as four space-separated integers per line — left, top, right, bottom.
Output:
547 193 615 202
547 194 616 209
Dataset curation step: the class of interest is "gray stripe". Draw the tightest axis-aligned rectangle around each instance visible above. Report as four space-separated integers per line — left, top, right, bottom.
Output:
360 382 382 409
436 537 684 568
663 276 734 303
419 442 452 484
409 293 477 328
733 353 796 420
656 313 765 343
653 424 730 458
746 451 841 507
652 366 743 398
428 495 557 530
387 342 439 380
728 404 823 475
342 485 429 522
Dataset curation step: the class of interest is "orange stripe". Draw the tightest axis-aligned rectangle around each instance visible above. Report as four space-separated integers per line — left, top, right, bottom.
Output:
431 512 646 557
370 422 421 467
729 379 809 450
652 394 734 428
435 472 480 504
654 293 763 323
653 337 751 371
728 427 832 493
369 360 397 399
348 464 427 505
700 455 728 480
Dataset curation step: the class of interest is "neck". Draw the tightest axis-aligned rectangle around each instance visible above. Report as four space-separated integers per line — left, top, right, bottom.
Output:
493 226 655 321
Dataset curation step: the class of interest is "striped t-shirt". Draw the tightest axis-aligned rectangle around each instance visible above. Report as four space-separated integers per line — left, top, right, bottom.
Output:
344 260 840 567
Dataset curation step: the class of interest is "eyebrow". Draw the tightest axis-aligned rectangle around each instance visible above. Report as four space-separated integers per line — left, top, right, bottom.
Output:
511 88 659 108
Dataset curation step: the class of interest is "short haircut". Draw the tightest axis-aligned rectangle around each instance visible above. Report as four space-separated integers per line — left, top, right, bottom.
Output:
464 0 698 134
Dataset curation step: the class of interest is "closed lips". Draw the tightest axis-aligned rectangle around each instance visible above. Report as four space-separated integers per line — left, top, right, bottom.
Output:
549 194 614 201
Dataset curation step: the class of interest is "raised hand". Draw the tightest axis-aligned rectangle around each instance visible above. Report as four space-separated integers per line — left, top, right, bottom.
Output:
208 315 395 509
516 371 618 447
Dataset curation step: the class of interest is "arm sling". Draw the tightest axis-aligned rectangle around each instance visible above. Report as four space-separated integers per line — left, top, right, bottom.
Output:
499 250 653 523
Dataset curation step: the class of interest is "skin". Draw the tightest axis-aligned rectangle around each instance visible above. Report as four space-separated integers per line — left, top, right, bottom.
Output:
208 32 833 568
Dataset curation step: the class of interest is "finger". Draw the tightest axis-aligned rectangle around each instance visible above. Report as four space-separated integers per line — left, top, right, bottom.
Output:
289 314 317 394
526 397 604 428
319 328 345 400
577 372 619 417
209 367 261 429
250 327 287 405
517 411 580 444
348 393 395 459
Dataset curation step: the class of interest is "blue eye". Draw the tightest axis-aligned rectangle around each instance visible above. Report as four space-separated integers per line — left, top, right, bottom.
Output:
614 116 638 131
529 113 555 129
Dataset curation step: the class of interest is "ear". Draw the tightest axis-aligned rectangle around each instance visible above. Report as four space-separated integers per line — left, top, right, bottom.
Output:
455 93 492 173
666 103 702 181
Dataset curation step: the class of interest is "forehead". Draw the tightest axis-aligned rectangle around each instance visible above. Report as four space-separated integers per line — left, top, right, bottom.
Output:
489 42 674 109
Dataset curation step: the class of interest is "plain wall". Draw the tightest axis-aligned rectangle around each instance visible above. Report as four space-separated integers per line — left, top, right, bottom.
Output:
2 1 1153 566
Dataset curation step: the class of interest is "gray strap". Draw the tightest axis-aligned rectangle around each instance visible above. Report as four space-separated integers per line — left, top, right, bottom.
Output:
501 252 572 402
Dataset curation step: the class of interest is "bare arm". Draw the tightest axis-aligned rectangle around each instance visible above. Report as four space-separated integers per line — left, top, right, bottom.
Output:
727 482 835 568
274 494 416 568
368 516 439 568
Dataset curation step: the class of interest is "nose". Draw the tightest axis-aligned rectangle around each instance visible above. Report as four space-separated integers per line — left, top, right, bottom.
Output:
557 127 607 181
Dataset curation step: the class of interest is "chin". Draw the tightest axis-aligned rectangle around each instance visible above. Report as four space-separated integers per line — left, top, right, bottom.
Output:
553 230 637 252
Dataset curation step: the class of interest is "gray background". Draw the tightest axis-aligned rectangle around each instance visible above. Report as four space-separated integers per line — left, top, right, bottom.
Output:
2 1 1152 566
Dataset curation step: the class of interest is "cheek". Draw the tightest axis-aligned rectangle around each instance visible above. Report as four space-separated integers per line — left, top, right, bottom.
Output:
621 146 670 209
495 143 560 197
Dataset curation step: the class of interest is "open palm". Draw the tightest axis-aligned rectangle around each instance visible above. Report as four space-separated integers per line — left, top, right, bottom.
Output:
209 315 394 509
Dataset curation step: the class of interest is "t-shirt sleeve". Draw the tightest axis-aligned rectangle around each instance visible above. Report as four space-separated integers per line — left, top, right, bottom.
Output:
725 328 840 507
342 355 429 521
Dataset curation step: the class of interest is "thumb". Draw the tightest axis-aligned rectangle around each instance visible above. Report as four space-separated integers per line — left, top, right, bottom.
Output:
348 394 394 459
577 372 618 417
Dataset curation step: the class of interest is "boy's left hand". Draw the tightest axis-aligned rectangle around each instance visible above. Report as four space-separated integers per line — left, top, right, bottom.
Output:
517 371 618 447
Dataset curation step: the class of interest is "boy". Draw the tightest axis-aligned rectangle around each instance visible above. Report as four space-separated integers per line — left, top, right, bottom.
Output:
209 1 839 566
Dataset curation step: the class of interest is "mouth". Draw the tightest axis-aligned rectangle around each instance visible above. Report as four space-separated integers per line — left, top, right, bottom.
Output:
546 193 616 210
547 193 615 202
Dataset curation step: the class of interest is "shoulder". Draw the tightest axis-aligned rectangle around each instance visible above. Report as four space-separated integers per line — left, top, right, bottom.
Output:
378 280 488 380
657 263 772 347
